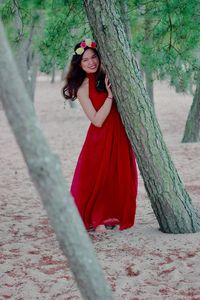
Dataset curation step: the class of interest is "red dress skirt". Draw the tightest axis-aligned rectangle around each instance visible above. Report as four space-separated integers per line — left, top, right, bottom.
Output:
71 74 138 230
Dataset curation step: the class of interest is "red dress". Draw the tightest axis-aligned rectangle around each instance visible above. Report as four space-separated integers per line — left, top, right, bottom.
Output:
71 73 138 230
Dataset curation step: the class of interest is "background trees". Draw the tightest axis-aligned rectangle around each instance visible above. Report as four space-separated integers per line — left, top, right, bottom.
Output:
128 0 200 142
1 0 45 99
39 0 88 78
0 0 87 97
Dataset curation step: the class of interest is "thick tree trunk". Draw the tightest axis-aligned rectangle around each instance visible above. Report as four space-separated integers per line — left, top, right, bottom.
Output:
84 0 200 233
0 20 113 300
182 74 200 143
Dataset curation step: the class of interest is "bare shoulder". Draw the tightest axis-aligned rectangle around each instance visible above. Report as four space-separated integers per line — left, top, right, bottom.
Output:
77 78 89 100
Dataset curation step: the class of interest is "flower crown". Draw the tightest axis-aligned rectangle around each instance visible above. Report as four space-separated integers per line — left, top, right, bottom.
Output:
75 38 97 55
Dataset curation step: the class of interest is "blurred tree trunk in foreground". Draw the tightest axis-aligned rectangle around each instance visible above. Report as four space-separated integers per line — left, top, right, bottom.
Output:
0 19 113 300
84 0 200 234
182 72 200 142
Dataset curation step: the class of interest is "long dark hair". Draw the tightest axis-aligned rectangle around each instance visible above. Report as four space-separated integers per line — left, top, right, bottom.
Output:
62 41 106 101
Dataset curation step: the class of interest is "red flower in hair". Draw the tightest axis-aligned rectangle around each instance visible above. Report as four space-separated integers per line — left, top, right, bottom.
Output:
80 41 87 48
91 41 97 48
75 39 97 55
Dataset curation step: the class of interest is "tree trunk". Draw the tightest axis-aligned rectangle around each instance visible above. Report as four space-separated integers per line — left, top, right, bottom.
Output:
14 4 31 97
0 20 113 300
119 0 132 45
27 49 41 99
182 73 200 142
51 62 56 83
143 10 154 106
144 68 154 107
14 7 43 101
61 64 69 83
84 0 200 234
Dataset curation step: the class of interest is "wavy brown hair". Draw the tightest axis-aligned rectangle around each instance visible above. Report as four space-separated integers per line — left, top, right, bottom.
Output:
62 41 106 101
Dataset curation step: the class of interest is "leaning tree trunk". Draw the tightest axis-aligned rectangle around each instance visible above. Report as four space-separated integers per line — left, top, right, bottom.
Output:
84 0 200 233
0 20 113 300
182 73 200 143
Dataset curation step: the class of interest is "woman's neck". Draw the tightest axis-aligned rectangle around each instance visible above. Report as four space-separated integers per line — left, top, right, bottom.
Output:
86 72 96 79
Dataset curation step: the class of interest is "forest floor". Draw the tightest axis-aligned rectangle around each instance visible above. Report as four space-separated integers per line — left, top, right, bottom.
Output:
1 76 200 300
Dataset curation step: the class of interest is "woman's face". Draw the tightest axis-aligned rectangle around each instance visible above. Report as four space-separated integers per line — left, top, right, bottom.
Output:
80 49 99 74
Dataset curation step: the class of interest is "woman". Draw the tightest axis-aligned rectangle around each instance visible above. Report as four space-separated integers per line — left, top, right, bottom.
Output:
63 39 138 232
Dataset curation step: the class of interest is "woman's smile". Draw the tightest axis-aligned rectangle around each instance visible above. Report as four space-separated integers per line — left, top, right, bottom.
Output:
81 49 100 73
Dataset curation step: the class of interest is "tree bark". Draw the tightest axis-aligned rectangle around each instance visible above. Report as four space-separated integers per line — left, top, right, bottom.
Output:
0 19 113 300
84 0 200 233
14 6 43 101
119 0 132 45
51 63 56 83
61 67 66 81
144 67 154 107
182 72 200 143
14 4 31 96
143 10 154 106
27 49 41 99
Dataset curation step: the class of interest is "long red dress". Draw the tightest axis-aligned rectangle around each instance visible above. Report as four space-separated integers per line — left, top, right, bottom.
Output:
71 73 138 230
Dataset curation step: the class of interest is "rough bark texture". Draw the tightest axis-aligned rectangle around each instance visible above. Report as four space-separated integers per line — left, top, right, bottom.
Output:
182 75 200 143
0 20 113 300
84 0 200 233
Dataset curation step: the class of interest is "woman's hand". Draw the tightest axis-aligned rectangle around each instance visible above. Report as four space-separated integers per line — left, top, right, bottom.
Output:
105 75 113 97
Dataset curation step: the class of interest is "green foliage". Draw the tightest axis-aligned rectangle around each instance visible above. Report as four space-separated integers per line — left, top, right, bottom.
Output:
129 0 200 93
0 0 91 74
0 0 45 50
40 0 89 71
0 0 13 22
2 0 200 86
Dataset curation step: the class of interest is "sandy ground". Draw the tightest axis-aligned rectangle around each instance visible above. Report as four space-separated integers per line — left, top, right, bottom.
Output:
0 77 200 300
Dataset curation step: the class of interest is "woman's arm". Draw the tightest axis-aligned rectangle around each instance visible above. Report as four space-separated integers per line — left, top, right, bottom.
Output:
77 76 113 128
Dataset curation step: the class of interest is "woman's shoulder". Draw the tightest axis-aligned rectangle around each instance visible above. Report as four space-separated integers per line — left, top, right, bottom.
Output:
77 77 89 98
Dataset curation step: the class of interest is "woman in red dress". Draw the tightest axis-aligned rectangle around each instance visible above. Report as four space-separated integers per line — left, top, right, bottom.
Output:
63 39 138 232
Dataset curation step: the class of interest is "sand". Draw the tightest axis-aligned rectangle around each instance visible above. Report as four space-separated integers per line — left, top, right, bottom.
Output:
0 77 200 300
